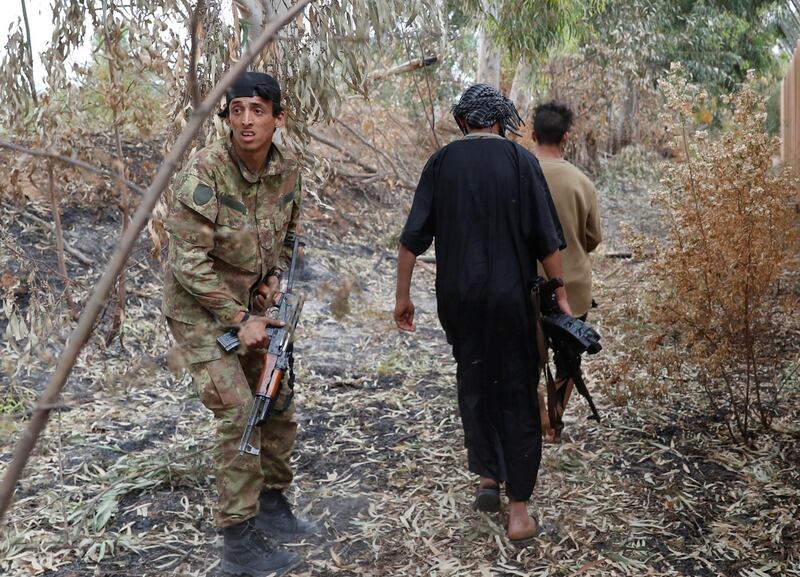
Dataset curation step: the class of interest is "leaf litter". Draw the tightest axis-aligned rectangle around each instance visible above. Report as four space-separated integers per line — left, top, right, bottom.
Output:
0 122 798 577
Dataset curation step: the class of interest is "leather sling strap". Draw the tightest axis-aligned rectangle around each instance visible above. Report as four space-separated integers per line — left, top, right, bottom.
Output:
531 287 557 434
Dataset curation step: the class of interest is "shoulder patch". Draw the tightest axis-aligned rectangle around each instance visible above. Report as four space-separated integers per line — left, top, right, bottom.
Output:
193 184 214 206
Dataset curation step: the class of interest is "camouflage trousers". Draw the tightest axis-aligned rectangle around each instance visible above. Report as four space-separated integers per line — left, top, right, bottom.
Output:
168 319 297 528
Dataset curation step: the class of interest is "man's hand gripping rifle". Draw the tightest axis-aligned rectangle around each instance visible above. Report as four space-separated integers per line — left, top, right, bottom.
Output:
217 234 306 456
533 277 602 428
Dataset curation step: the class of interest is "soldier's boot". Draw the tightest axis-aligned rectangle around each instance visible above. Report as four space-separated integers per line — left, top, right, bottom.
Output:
255 489 320 540
222 519 300 577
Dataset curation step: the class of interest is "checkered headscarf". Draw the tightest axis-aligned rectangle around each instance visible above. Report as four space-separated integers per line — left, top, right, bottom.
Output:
451 84 524 137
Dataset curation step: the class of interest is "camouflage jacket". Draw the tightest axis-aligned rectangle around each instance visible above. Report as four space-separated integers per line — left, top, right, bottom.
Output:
163 136 301 361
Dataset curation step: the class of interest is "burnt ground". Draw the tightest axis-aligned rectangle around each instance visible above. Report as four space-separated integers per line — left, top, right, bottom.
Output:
0 143 799 577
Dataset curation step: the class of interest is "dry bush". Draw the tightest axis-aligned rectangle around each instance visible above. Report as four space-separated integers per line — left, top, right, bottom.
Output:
635 64 799 444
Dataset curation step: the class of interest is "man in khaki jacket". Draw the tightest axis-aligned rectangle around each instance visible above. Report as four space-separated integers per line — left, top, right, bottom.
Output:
533 101 602 442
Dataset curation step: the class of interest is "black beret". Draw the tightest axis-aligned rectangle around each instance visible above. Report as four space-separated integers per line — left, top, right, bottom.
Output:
225 71 281 105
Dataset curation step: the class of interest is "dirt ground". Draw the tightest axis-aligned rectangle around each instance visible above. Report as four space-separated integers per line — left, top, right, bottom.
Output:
1 137 799 577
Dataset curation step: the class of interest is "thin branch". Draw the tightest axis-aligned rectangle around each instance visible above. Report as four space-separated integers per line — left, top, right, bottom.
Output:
332 168 384 179
101 0 129 347
46 160 74 309
19 0 38 105
0 0 315 524
414 30 439 148
401 30 440 149
0 140 146 196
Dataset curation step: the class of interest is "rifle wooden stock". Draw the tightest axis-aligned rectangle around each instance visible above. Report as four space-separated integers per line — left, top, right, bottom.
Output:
256 353 284 400
257 354 279 396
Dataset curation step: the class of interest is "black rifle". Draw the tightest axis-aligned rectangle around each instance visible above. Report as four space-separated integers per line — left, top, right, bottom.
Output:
217 234 305 456
533 277 602 423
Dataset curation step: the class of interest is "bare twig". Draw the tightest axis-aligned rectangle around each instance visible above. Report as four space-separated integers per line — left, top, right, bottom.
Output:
0 0 315 524
0 140 146 196
19 0 38 105
378 253 436 266
46 161 71 299
332 168 383 179
57 408 66 531
310 129 377 172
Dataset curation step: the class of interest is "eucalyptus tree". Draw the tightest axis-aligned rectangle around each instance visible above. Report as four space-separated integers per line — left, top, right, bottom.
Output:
453 0 604 121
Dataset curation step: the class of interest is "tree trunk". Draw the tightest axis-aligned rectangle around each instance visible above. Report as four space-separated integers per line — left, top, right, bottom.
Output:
233 0 287 40
509 59 534 123
476 29 500 87
476 0 500 87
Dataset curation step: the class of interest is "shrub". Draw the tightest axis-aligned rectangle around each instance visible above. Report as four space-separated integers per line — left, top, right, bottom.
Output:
643 64 798 443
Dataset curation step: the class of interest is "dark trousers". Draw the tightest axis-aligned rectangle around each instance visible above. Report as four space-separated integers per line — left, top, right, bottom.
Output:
453 332 542 503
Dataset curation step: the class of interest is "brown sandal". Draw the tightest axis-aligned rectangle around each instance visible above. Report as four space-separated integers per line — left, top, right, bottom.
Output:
508 519 545 548
472 484 501 513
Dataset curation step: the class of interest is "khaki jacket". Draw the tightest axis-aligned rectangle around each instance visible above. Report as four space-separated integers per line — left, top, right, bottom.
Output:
537 158 601 317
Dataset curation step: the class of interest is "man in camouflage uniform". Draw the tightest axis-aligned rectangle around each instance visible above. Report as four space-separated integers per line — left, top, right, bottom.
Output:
163 71 313 577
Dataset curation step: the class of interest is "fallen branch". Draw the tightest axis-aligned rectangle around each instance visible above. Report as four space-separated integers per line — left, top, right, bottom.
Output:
335 119 407 182
310 129 378 173
0 139 146 196
333 168 383 179
310 129 415 189
368 56 438 82
69 444 214 535
604 250 656 259
332 167 402 187
0 0 315 523
18 209 94 266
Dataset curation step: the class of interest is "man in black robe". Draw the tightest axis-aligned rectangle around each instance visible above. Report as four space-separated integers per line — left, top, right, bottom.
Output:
394 84 571 545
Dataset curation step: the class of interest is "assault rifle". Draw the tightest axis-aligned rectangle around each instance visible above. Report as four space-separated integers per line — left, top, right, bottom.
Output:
217 233 305 456
532 277 602 428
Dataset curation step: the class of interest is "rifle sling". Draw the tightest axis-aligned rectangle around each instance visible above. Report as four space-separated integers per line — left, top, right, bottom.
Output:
531 287 557 434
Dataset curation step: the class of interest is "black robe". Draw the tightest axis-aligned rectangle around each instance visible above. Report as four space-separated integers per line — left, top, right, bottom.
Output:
400 134 564 501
